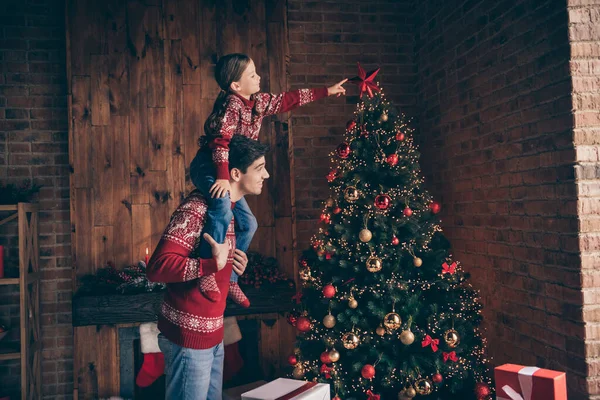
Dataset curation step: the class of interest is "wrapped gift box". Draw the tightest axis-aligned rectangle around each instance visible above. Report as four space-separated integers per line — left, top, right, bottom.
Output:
241 378 330 400
495 364 567 400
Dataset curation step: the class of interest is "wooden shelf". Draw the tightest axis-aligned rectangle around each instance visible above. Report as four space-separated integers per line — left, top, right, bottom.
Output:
0 202 41 398
0 341 21 361
72 282 297 327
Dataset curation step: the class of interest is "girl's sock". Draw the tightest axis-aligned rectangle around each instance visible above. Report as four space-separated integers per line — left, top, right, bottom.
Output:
228 281 250 308
198 274 221 302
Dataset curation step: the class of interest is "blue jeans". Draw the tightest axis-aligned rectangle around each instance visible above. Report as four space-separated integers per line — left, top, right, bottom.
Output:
163 341 224 400
190 149 258 283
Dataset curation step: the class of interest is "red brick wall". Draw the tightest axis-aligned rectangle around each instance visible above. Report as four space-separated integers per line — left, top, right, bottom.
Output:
0 0 72 398
569 1 600 398
414 0 584 397
287 0 418 250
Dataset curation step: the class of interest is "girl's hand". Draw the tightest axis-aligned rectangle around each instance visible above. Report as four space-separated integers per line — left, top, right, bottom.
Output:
209 179 231 198
327 79 348 97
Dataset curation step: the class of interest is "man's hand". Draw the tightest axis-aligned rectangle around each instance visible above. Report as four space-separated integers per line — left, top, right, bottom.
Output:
210 179 231 198
232 249 248 276
203 233 230 271
327 78 348 97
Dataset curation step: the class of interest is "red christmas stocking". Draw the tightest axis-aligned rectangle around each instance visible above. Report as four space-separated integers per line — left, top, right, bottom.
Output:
136 323 165 388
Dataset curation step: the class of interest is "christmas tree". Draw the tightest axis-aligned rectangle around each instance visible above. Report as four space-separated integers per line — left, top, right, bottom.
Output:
287 64 493 400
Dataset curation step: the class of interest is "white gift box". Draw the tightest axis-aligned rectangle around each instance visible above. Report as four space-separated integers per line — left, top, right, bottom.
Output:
241 378 330 400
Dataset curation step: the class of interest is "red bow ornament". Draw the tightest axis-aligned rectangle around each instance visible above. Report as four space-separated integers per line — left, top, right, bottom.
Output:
366 390 380 400
320 363 332 379
443 351 458 363
349 63 381 98
421 335 439 352
327 169 338 183
442 262 457 275
292 291 303 304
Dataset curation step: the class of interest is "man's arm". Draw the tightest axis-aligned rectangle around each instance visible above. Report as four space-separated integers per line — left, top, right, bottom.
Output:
146 203 219 283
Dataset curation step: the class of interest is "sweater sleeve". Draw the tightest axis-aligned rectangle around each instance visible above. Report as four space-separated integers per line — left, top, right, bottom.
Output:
146 203 219 283
208 103 241 180
254 87 329 118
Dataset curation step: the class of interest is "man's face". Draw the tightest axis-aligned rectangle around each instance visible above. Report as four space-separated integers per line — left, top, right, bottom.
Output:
236 156 269 195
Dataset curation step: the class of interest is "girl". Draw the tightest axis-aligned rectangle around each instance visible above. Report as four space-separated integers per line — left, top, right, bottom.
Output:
191 53 347 306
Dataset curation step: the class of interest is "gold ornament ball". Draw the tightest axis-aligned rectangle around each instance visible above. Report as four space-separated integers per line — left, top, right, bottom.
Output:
413 257 423 267
292 365 305 379
323 314 336 328
404 387 416 398
383 312 402 331
366 256 383 272
342 332 360 349
415 379 433 395
348 297 358 309
326 197 335 207
344 186 360 202
299 268 312 282
444 329 460 348
359 228 373 243
329 349 340 362
376 325 386 336
380 113 389 122
400 329 415 345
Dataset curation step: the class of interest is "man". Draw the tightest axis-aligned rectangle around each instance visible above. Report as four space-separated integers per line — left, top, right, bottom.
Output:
147 135 270 399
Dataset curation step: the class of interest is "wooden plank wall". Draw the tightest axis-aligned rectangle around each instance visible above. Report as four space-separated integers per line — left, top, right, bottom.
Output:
66 0 298 397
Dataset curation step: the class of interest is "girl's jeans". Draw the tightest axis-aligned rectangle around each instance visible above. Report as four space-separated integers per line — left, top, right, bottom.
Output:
190 149 258 283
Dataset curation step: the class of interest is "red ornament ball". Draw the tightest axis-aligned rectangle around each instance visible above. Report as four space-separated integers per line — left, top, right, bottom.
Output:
336 142 351 159
296 316 312 332
346 120 356 131
299 258 308 268
320 213 331 224
392 235 400 246
361 364 376 379
474 382 491 399
374 194 391 210
403 207 413 217
322 284 336 298
430 201 442 214
333 207 342 214
288 355 298 366
396 131 405 141
320 351 332 364
386 153 399 166
432 373 443 383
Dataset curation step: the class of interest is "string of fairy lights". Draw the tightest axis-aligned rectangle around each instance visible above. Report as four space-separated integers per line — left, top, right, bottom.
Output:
290 86 493 399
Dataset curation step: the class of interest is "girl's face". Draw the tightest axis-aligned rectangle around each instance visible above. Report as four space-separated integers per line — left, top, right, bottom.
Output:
232 59 261 97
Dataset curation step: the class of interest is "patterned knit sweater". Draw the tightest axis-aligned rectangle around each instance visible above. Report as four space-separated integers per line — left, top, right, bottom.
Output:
146 190 235 349
205 87 329 180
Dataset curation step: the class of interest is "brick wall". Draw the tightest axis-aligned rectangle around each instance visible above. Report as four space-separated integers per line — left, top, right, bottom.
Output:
414 0 585 397
0 0 72 398
287 0 418 250
569 1 600 398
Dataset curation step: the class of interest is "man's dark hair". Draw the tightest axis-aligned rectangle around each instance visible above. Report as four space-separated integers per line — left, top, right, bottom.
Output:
228 135 269 173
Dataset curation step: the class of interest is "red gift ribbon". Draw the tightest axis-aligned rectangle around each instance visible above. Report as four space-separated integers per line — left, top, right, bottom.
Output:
275 381 318 400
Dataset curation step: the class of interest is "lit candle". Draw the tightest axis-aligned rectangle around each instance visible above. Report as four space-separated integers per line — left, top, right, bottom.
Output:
145 247 149 265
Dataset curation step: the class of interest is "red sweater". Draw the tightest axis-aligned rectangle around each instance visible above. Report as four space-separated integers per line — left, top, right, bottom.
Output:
206 87 329 179
146 191 236 349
